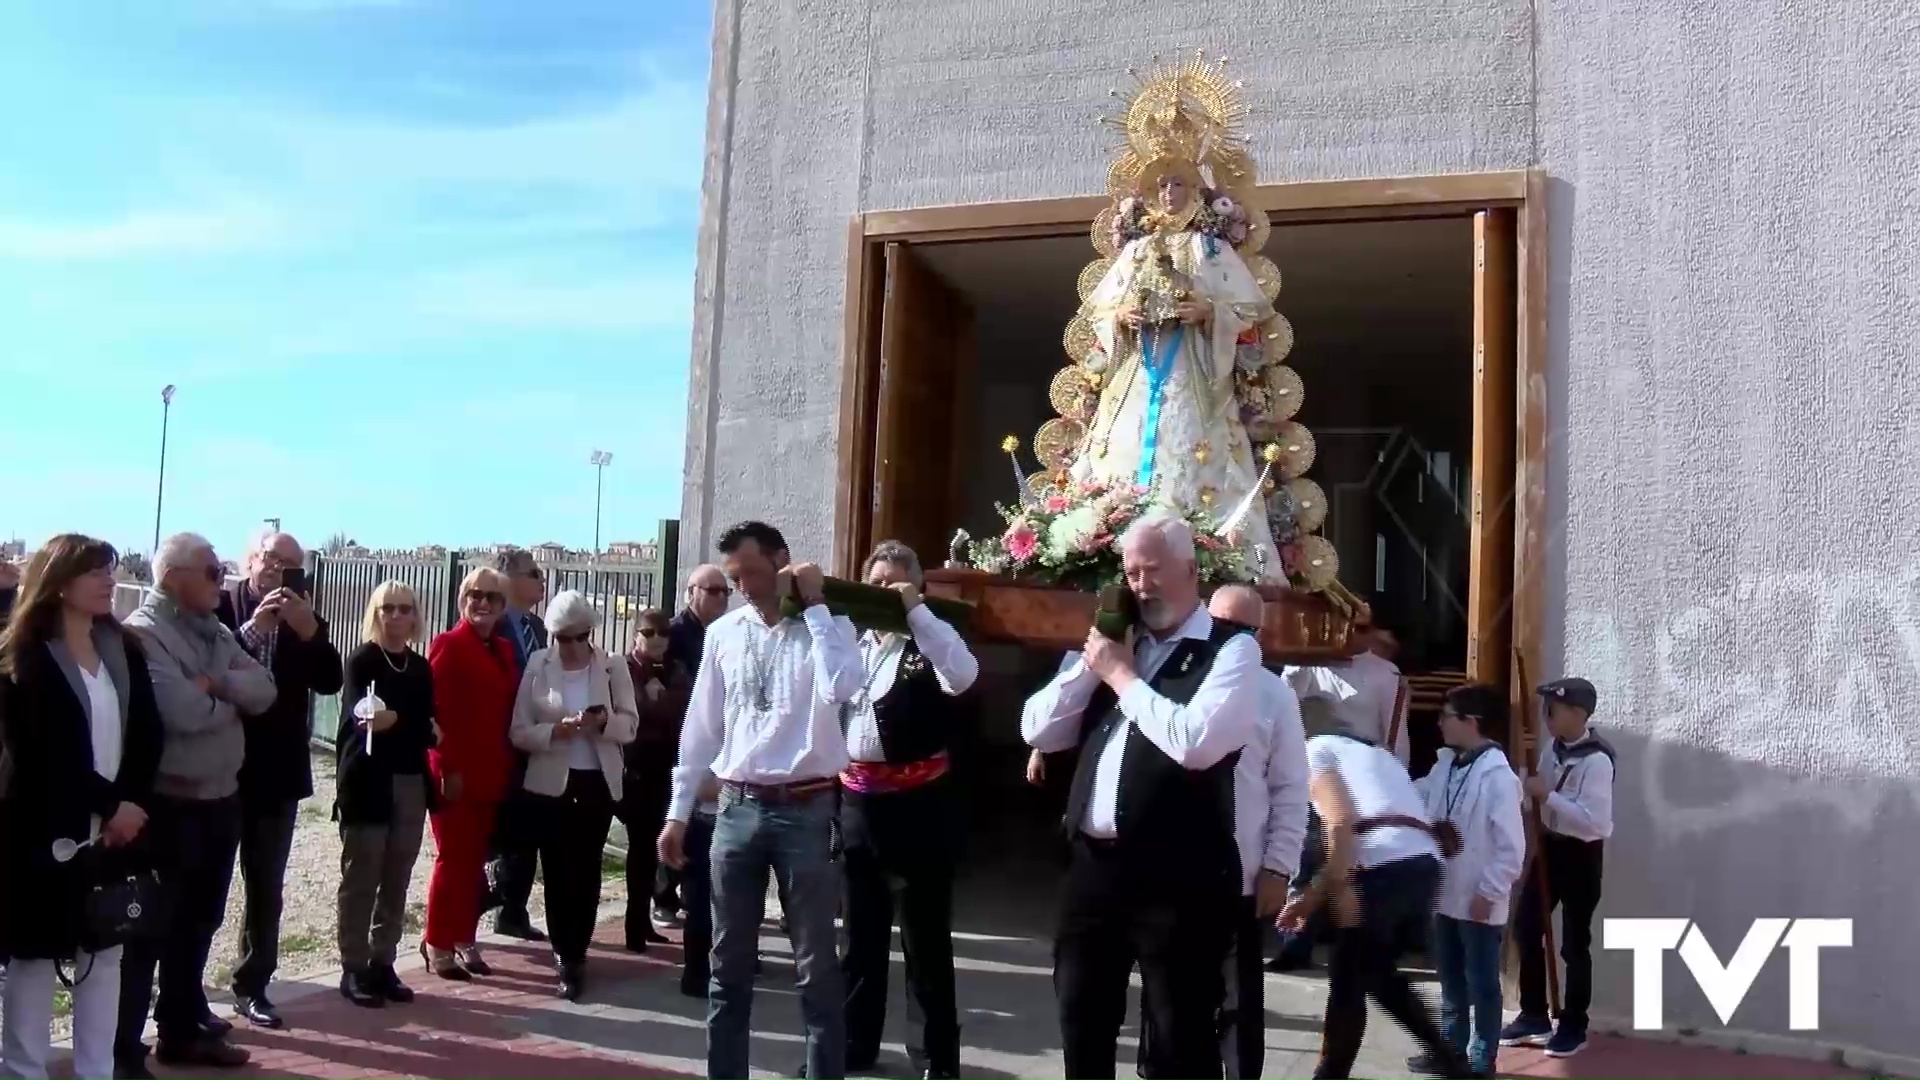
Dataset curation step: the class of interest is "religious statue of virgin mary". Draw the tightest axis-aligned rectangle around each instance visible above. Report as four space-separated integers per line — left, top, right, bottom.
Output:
1028 52 1338 590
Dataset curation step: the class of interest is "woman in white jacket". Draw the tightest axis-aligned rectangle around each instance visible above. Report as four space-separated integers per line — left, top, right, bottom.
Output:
1413 684 1526 1079
509 590 638 1001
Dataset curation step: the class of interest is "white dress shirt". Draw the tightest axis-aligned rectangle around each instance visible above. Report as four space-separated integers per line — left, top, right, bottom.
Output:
668 602 862 822
1304 733 1438 867
844 603 979 763
1325 651 1409 762
1536 729 1615 841
1022 606 1260 839
1229 667 1310 894
1414 743 1526 924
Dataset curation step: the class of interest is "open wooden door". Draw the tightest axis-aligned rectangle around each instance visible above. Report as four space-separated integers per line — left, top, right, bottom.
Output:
869 242 972 570
1467 209 1518 720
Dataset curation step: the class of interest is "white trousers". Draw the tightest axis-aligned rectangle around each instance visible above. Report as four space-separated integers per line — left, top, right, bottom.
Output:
0 947 122 1080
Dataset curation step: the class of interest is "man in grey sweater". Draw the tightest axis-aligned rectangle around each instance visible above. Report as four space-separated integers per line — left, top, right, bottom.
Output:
113 533 276 1079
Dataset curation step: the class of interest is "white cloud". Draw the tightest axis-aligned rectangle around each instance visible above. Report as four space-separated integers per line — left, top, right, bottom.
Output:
0 204 284 260
409 262 695 333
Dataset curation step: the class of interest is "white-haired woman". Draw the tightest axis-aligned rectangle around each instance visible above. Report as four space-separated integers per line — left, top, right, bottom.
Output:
334 581 437 1009
509 590 637 1001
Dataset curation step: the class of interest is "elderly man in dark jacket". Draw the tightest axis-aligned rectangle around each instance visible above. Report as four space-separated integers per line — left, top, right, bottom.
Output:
214 530 342 1029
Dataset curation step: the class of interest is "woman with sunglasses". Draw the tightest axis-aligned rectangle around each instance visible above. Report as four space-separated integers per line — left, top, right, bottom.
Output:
334 581 438 1007
422 566 518 979
0 536 161 1080
616 607 693 954
508 591 638 1000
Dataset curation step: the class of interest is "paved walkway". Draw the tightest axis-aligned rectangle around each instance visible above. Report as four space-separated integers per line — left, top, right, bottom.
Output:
114 918 1864 1080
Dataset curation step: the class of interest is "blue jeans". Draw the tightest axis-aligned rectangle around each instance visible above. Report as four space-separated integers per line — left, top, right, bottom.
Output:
708 786 844 1080
1432 914 1504 1074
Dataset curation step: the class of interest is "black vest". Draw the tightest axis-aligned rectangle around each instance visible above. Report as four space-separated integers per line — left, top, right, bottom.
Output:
861 637 956 765
1064 622 1243 878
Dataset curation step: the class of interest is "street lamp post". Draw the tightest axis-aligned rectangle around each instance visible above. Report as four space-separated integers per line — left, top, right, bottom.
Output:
589 450 613 556
153 385 176 553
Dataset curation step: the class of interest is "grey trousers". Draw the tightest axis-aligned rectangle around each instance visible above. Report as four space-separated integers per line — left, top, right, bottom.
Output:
337 775 429 972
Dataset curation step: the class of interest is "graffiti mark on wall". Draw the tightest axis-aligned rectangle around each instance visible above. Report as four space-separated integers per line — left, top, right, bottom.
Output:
1566 564 1920 836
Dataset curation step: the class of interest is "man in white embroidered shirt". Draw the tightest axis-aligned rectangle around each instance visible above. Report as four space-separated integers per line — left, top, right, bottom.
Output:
658 521 862 1080
1022 513 1259 1079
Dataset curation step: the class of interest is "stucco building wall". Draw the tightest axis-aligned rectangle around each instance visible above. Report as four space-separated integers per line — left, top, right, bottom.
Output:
681 0 1920 1064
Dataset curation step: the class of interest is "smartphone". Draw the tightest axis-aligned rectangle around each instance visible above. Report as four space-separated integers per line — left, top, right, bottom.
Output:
280 566 308 596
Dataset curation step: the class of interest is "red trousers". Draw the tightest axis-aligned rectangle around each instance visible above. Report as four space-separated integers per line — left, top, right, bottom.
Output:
425 797 498 949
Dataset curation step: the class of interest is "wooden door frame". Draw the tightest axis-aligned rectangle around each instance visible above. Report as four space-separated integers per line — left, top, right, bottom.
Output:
835 169 1548 713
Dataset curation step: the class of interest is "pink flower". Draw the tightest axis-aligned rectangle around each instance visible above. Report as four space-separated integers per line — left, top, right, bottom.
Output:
1046 495 1070 512
1106 510 1131 526
1004 522 1040 562
1280 543 1302 573
1076 531 1107 554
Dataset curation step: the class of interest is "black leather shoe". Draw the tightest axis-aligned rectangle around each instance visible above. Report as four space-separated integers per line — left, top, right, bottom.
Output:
340 971 385 1008
236 993 284 1029
558 963 586 1002
112 1055 155 1080
493 910 548 942
374 964 415 1003
198 1011 234 1038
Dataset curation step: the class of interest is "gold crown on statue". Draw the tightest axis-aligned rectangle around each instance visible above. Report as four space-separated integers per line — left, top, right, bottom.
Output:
1099 50 1252 199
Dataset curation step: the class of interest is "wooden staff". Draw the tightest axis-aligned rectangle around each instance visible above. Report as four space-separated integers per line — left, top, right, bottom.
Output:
1514 649 1562 1016
1386 675 1408 759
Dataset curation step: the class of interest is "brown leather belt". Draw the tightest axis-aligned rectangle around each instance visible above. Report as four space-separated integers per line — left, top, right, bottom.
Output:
1355 813 1458 858
721 777 837 803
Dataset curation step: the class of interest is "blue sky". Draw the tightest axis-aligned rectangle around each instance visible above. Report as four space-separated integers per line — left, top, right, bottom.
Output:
0 0 710 560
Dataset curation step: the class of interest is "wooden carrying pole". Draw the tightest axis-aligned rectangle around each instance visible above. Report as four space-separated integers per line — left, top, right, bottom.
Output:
1513 649 1562 1016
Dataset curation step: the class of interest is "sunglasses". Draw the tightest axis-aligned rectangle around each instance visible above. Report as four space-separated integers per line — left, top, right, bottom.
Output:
379 603 416 616
464 589 505 606
639 626 671 638
521 568 545 582
202 565 225 583
555 630 592 645
692 584 731 597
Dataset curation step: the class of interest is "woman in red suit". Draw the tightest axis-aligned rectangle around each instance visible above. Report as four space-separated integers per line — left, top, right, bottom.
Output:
422 566 518 978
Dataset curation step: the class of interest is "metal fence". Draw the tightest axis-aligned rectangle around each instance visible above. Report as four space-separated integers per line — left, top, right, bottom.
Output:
306 524 678 746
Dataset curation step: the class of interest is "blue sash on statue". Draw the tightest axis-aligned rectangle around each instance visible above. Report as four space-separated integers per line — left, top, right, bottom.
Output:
1135 324 1185 489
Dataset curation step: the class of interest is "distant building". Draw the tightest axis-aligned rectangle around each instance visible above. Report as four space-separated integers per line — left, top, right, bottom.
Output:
0 539 25 560
605 541 659 563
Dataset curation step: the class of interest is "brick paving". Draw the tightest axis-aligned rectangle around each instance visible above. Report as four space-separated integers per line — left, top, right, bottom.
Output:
102 916 1867 1080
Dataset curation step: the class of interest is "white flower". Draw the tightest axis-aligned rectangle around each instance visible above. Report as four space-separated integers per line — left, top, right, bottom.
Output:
1045 505 1102 561
1211 196 1236 215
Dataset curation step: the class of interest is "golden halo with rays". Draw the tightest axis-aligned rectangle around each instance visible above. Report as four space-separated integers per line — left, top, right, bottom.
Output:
1107 151 1146 202
1104 52 1249 165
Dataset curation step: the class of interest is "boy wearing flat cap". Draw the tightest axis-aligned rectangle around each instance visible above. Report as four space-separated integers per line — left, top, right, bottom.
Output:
1501 676 1614 1058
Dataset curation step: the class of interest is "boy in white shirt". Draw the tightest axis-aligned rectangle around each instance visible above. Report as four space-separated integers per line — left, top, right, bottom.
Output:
1502 676 1614 1058
1412 684 1524 1079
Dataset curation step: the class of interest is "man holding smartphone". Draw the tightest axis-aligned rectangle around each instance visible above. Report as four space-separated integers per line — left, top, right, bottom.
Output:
215 530 343 1029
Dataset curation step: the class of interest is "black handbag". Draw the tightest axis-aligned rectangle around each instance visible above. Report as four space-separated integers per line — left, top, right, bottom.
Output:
78 865 162 954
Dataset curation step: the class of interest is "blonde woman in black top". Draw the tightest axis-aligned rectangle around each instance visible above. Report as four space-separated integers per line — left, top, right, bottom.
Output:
334 581 438 1007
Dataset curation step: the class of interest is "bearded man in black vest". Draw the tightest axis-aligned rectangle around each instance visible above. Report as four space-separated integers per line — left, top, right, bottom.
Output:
1022 512 1261 1079
837 540 979 1079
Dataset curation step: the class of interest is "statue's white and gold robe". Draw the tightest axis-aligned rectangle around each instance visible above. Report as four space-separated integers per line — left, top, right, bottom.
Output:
1075 229 1284 581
